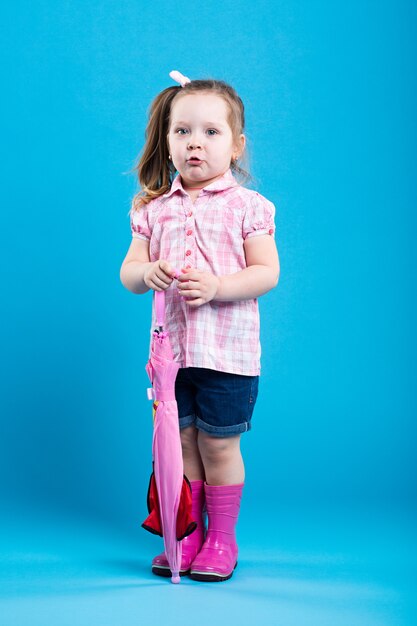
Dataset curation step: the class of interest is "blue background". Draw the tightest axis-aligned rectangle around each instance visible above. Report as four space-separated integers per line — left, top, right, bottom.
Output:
1 1 416 624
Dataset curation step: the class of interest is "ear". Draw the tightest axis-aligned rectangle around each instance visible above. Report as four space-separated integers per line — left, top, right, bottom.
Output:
233 134 246 160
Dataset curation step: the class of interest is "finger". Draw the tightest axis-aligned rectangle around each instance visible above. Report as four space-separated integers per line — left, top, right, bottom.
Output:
158 271 173 284
178 285 203 298
180 289 201 300
152 274 171 289
178 271 199 283
185 297 204 308
149 281 164 292
155 271 173 286
149 275 170 291
178 280 200 290
159 261 175 278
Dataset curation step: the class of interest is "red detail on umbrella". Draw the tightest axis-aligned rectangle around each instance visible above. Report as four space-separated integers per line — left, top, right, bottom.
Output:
142 471 197 541
142 471 162 536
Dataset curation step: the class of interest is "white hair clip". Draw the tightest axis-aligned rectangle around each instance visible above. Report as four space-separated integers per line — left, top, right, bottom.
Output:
169 70 191 87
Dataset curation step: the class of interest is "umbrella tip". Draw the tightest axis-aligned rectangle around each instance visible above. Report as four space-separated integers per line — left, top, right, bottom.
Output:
171 574 181 584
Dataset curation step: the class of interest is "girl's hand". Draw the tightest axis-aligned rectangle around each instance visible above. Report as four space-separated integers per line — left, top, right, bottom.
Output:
177 268 220 307
143 260 175 291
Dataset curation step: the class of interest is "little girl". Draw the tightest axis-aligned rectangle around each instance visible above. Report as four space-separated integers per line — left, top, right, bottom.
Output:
120 70 280 582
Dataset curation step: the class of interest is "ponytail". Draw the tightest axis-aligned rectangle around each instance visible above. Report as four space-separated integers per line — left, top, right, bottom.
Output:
135 86 179 205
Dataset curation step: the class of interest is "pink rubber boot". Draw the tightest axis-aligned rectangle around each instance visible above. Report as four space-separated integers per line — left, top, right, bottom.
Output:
190 482 244 582
152 479 205 577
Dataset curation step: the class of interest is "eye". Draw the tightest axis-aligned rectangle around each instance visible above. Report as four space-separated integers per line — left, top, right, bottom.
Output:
175 128 189 135
206 129 218 136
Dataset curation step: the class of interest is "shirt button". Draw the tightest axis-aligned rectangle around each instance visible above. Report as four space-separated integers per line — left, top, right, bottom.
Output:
185 250 192 256
185 264 192 269
269 228 274 235
187 211 193 217
186 229 193 236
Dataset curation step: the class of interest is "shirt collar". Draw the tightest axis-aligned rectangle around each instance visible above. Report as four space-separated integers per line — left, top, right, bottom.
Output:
163 168 239 199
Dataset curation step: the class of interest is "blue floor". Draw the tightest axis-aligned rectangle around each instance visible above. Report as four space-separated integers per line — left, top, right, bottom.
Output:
1 502 416 626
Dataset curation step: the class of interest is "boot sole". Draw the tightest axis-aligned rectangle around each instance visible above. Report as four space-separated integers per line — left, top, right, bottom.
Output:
152 565 190 578
189 561 238 582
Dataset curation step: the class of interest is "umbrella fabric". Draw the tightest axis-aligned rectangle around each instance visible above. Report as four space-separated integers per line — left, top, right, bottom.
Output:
142 290 196 583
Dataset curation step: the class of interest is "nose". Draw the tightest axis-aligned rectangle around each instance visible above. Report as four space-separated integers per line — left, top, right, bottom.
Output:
187 133 202 150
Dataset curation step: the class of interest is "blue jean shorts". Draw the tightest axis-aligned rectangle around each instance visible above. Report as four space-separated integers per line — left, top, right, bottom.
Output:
175 367 259 438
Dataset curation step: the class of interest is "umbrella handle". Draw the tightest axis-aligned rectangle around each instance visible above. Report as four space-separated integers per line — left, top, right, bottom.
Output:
155 290 166 328
155 268 180 329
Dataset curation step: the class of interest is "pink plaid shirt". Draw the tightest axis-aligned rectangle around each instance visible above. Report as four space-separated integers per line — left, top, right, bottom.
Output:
130 169 276 375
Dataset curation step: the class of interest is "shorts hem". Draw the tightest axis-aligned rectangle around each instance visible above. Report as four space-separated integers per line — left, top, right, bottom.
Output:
179 414 252 437
179 414 196 430
195 416 251 438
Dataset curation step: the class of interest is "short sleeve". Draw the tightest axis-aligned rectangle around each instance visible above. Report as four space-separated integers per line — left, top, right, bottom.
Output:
242 193 276 240
130 195 151 241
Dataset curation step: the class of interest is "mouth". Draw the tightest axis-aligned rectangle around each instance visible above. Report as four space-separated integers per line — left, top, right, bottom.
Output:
187 157 203 165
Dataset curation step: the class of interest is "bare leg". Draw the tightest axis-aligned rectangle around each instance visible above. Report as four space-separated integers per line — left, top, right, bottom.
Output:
180 425 205 481
197 432 244 485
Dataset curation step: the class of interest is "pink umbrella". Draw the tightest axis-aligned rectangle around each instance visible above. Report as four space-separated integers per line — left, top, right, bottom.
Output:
142 289 196 584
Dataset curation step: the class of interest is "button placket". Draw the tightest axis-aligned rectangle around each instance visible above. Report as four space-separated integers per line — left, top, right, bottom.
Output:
184 197 196 267
181 198 198 367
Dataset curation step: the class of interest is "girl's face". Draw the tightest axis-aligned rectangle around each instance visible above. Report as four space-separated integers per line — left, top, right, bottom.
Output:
168 93 245 190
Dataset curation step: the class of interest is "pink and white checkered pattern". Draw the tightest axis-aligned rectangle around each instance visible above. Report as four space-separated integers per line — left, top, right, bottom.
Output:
130 169 276 375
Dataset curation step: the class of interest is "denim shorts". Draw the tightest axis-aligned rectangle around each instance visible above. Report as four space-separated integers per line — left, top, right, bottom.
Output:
175 367 259 438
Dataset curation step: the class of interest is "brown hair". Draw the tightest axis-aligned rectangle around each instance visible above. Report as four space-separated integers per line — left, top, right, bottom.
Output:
133 79 250 208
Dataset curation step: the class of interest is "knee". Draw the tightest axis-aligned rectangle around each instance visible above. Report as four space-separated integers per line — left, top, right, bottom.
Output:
198 433 239 463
